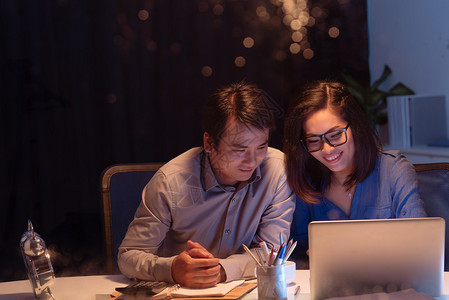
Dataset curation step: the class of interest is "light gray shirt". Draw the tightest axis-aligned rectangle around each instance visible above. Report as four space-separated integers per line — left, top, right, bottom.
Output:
118 147 295 282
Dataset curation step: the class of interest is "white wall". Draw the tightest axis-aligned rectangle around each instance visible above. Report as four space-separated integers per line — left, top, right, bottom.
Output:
368 0 449 135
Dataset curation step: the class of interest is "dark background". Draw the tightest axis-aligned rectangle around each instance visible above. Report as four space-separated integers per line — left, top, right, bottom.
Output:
0 0 369 281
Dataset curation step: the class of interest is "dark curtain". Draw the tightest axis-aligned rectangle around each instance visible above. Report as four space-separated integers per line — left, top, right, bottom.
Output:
0 0 368 281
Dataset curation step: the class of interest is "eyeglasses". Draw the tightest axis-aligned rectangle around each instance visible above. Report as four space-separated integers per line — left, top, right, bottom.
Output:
301 123 350 152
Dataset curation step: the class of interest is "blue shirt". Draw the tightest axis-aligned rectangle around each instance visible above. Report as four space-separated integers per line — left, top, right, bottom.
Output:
290 150 427 268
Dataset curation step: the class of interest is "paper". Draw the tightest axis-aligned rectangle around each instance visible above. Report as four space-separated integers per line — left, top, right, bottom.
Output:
171 280 245 297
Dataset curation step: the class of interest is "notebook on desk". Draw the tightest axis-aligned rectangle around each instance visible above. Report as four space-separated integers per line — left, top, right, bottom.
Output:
308 217 445 300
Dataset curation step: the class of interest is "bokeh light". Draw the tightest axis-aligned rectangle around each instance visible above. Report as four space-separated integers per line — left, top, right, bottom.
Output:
134 0 318 63
311 6 323 18
213 4 224 15
256 5 270 21
243 37 255 48
271 0 311 58
290 19 302 31
138 10 149 21
145 40 157 52
308 17 316 27
289 43 301 54
234 56 246 67
292 31 303 42
328 26 340 38
303 48 314 59
201 66 213 77
301 40 311 49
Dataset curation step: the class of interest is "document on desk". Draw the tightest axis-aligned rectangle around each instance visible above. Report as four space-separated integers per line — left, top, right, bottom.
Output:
171 280 245 297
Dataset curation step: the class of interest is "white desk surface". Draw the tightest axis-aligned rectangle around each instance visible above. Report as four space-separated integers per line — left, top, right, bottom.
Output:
1 271 449 300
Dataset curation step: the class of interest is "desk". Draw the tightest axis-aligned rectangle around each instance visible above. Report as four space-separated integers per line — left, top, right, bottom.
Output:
2 271 449 300
0 274 131 300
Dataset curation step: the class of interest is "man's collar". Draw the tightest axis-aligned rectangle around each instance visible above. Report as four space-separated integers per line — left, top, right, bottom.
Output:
200 149 262 192
249 164 262 183
200 150 219 191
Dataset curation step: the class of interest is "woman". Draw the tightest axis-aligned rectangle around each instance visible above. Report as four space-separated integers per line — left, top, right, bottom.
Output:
283 80 427 268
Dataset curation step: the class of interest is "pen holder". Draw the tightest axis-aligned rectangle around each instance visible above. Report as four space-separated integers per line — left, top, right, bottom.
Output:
256 264 287 300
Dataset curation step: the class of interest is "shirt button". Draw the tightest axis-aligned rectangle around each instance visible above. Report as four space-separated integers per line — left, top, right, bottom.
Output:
225 229 231 234
231 198 236 203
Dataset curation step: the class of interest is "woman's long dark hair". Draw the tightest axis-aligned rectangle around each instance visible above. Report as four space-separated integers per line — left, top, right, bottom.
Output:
283 80 382 203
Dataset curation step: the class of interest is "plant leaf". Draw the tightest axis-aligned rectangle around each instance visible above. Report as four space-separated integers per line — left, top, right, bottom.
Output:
341 73 365 94
340 65 413 127
346 85 366 104
388 82 415 95
368 90 388 106
372 65 392 90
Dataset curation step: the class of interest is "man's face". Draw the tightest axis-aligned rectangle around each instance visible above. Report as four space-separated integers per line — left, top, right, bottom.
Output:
204 117 269 186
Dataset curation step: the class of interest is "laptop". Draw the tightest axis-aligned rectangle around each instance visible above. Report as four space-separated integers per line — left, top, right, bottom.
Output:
308 217 445 300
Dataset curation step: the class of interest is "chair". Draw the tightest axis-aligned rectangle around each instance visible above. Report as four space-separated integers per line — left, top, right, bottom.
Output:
414 162 449 271
100 163 165 274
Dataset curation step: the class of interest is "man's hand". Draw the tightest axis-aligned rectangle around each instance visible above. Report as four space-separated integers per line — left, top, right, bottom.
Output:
186 241 227 283
172 241 225 288
186 240 214 258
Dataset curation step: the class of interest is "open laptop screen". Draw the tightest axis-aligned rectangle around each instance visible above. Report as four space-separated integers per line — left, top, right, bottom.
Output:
308 217 445 300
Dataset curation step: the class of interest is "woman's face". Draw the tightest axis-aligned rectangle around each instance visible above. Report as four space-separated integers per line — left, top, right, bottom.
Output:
303 108 355 178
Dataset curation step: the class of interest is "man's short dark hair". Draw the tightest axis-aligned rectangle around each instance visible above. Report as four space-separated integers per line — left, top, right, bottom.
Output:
202 82 281 147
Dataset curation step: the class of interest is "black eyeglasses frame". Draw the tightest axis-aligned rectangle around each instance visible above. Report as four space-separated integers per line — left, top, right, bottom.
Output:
301 123 351 153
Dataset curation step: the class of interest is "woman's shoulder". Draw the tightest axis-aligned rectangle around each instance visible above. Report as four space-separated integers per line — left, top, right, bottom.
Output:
378 149 415 174
379 149 401 159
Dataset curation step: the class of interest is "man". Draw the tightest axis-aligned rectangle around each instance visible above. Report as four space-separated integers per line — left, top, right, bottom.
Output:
117 82 295 288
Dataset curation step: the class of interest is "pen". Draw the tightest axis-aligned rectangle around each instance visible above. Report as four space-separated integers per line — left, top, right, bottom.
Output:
279 232 283 245
286 238 293 252
268 246 275 266
283 241 297 263
273 244 285 265
255 248 266 266
259 241 270 262
295 285 301 295
242 244 262 267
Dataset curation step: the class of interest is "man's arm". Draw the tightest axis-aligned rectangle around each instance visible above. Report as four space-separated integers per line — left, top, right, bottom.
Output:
117 173 223 288
117 172 175 282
